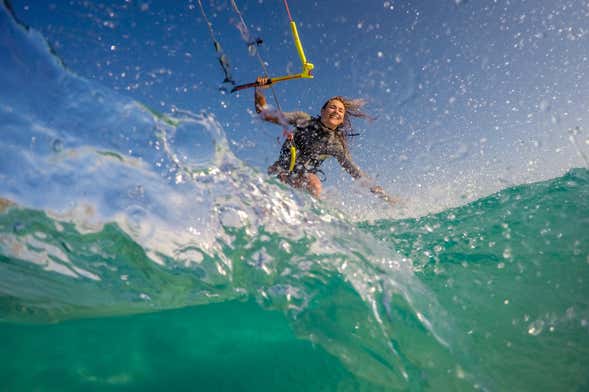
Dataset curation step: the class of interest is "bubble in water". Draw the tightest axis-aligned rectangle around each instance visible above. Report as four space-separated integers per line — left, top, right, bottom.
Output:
528 320 544 336
124 205 155 240
502 248 512 259
280 240 291 253
455 365 465 379
139 293 151 301
128 184 145 199
51 138 63 153
219 206 248 228
13 222 25 234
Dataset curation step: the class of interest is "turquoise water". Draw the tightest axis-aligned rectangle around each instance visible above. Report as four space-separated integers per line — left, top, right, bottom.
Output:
1 1 589 391
1 169 588 391
0 301 360 391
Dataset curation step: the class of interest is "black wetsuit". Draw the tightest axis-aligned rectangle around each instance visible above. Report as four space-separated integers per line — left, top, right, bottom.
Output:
268 112 364 179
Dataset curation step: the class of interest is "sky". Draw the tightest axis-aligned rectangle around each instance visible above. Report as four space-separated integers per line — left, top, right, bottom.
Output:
9 0 589 205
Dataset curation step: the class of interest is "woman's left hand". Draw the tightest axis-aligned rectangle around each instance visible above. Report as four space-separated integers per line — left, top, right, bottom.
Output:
370 186 399 205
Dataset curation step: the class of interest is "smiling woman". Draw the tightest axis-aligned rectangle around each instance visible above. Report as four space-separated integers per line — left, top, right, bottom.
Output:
254 77 396 203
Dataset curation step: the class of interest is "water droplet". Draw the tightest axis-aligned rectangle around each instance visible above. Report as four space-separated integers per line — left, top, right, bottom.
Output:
539 99 551 112
534 32 546 39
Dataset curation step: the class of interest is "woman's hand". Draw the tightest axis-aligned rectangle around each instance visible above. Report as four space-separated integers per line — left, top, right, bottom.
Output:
254 77 268 113
370 185 399 206
256 76 271 89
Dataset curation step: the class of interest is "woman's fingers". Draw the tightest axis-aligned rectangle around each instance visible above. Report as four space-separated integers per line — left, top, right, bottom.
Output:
256 76 270 88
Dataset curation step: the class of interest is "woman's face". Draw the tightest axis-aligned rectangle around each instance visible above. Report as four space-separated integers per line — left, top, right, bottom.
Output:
320 99 345 130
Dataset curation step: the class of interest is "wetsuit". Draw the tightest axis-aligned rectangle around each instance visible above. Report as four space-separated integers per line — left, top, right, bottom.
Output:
268 111 364 180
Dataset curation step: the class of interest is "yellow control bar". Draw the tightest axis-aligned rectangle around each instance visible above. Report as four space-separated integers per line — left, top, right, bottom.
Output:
289 21 314 78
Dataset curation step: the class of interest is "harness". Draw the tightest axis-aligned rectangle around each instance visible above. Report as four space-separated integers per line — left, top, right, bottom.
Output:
283 120 327 181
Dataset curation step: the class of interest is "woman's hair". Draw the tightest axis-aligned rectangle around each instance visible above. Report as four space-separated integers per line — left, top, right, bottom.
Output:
321 96 371 150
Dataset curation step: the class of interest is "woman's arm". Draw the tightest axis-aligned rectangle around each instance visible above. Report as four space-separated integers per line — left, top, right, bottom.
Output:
369 185 399 205
337 151 399 205
336 152 365 180
254 78 311 128
255 77 283 125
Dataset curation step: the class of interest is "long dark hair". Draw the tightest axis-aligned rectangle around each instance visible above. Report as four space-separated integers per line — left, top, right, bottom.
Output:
320 96 370 151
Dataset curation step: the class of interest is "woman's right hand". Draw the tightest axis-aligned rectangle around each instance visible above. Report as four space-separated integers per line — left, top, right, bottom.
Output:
256 76 270 89
254 77 268 113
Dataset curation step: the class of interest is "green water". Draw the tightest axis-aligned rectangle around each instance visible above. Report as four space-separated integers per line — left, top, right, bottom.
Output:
0 300 375 391
365 168 589 391
1 169 589 391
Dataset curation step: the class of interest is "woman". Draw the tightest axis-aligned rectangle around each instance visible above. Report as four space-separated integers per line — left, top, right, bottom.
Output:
255 77 395 203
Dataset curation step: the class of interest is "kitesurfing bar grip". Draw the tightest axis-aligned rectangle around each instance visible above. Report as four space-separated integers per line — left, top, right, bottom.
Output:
230 80 266 93
230 73 306 93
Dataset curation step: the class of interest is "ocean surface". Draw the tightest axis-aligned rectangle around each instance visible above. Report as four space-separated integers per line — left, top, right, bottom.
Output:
1 2 589 391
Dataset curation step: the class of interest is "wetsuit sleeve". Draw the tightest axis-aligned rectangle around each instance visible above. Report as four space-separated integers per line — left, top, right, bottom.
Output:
283 111 312 127
336 150 365 179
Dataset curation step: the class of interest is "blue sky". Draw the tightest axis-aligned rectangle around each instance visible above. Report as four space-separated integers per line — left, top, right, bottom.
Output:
11 0 589 203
